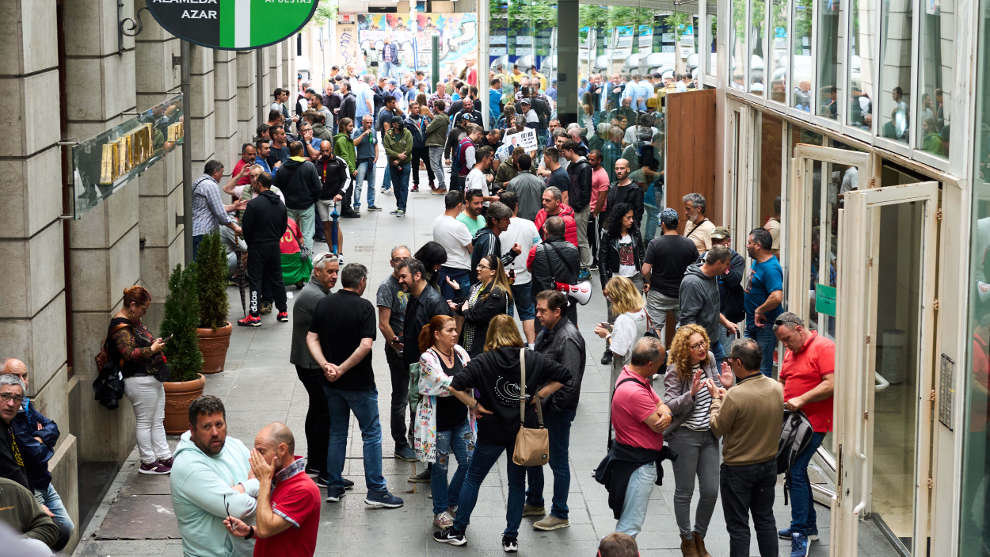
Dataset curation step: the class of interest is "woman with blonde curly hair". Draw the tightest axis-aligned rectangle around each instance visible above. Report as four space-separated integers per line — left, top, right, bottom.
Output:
663 324 734 557
594 276 648 386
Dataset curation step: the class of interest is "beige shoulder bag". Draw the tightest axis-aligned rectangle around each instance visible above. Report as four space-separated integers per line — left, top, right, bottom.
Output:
512 348 550 466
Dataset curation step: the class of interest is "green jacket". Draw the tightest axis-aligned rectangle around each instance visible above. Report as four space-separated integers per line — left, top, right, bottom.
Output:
425 113 449 147
384 128 413 166
333 132 357 173
0 477 59 550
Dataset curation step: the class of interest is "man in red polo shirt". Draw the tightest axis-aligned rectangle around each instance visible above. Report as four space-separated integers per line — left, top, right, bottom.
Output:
773 312 834 557
224 423 320 557
610 337 673 538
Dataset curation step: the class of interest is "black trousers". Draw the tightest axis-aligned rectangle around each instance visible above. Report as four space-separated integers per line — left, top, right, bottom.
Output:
720 460 779 557
385 345 413 449
295 365 330 473
449 173 465 192
410 146 435 186
247 241 286 316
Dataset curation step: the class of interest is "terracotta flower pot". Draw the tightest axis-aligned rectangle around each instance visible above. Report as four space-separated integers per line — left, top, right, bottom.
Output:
197 322 232 374
163 373 205 435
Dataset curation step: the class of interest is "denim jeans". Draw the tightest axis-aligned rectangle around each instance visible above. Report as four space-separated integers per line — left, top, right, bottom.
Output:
643 205 658 243
668 428 720 538
431 421 474 515
428 146 446 190
353 158 376 208
711 338 726 371
615 463 657 537
453 441 526 537
745 321 778 377
789 431 825 535
322 385 388 494
525 407 576 519
286 205 316 254
392 163 411 210
35 483 73 550
124 375 171 464
721 460 778 557
436 266 471 300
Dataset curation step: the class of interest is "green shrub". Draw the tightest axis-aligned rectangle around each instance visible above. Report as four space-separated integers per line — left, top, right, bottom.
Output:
160 263 203 382
195 232 230 329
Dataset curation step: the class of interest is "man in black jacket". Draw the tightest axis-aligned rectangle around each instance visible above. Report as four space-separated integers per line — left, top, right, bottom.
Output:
606 159 644 232
527 216 579 325
238 172 288 327
470 202 520 283
273 141 322 256
525 290 587 531
396 259 452 371
337 82 356 125
314 141 350 254
561 141 593 270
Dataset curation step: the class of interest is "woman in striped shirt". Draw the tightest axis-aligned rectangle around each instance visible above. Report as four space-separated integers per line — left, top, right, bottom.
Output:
662 324 734 557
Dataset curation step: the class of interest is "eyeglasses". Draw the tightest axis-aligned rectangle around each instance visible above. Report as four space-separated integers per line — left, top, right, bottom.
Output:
476 264 491 270
0 393 24 404
690 341 708 350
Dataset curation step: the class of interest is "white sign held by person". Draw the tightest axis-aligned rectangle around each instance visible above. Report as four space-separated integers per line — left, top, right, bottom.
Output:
496 128 538 160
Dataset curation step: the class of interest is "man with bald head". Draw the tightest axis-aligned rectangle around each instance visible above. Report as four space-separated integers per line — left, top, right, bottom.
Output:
224 423 320 557
606 159 644 231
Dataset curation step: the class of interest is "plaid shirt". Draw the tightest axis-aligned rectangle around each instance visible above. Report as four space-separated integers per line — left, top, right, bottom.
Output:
191 174 233 236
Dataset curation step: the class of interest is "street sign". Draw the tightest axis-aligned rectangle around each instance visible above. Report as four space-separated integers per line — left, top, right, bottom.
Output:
815 283 837 316
146 0 319 50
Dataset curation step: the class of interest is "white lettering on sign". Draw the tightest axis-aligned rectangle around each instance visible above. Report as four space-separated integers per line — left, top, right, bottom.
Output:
182 9 217 18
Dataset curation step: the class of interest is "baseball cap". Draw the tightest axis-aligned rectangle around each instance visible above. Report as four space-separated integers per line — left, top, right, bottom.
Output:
711 226 730 240
519 98 531 106
659 208 679 229
391 115 405 125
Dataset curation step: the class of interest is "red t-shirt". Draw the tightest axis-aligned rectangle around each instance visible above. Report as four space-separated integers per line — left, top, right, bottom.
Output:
591 167 610 213
253 465 321 557
780 332 835 432
231 159 253 185
611 367 663 450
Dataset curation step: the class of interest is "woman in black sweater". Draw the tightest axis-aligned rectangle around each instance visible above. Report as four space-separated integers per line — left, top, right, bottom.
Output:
447 255 513 356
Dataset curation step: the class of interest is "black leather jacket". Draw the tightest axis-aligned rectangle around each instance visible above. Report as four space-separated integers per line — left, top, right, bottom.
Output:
534 318 586 412
529 237 579 293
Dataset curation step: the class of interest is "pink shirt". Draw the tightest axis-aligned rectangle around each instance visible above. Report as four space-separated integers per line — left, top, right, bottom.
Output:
591 166 610 213
611 367 663 450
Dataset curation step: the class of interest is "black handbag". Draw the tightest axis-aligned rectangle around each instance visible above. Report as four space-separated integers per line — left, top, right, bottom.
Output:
93 323 129 409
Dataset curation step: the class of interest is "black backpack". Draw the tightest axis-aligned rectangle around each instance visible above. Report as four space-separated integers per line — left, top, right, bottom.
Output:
777 410 814 504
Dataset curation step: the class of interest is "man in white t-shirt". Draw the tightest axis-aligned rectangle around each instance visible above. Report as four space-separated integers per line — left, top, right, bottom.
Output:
465 145 497 202
433 190 474 299
497 190 542 345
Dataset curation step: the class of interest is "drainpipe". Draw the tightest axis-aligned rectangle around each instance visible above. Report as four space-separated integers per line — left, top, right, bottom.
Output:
181 41 193 264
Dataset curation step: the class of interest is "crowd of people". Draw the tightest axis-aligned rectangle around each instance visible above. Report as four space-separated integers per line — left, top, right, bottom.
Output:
0 65 839 557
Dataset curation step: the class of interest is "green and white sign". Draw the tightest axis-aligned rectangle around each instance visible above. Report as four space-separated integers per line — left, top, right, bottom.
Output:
147 0 318 50
815 283 837 317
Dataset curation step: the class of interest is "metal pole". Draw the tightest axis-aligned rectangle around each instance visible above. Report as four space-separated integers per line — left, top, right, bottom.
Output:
479 0 489 127
431 35 440 90
181 40 194 265
256 48 266 126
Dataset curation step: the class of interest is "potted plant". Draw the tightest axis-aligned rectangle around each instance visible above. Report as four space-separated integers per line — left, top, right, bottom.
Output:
160 263 205 434
195 232 233 374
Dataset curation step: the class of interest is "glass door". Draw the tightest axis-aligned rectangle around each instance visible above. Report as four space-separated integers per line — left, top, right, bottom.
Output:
832 182 939 556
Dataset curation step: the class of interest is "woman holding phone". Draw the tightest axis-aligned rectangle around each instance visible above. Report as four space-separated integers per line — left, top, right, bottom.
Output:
593 276 649 386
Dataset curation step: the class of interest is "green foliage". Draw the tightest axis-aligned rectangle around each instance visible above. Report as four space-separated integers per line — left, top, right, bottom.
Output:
195 232 230 329
312 0 337 26
160 264 203 382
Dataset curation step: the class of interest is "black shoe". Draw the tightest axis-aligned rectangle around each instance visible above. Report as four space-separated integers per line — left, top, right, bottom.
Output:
502 535 518 553
341 210 360 218
433 527 467 546
341 477 355 490
314 476 329 488
325 487 345 503
601 350 613 365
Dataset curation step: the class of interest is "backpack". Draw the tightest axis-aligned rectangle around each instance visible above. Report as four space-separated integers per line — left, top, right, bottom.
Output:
777 410 814 505
93 322 130 409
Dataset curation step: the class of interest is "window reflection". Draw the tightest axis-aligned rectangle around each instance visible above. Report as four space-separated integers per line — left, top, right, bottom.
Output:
817 0 840 119
848 0 874 130
917 0 952 157
708 0 718 77
731 0 746 89
879 0 912 143
769 0 788 103
792 0 813 111
750 0 766 95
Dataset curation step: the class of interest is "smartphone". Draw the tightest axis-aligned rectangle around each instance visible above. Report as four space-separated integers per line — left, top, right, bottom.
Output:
163 334 175 343
598 322 613 331
223 493 231 521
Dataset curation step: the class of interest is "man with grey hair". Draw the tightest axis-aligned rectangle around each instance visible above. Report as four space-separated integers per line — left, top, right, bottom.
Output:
376 246 417 462
307 264 404 508
708 338 783 557
683 192 716 254
534 186 578 246
289 253 343 485
773 312 834 554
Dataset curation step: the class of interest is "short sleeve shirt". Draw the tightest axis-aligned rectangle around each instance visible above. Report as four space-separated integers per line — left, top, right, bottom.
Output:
644 235 700 297
456 211 487 236
433 215 473 270
309 290 377 390
683 218 716 253
611 368 663 450
743 255 784 324
780 332 835 432
253 471 320 557
610 309 647 363
376 275 407 336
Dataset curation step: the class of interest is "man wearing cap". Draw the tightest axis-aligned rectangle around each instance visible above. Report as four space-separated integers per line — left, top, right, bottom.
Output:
710 227 746 363
520 98 540 132
641 209 700 344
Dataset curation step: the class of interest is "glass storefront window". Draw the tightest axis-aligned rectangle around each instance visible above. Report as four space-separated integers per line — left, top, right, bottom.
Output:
792 0 813 111
731 0 746 89
817 0 840 119
917 0 952 157
879 0 912 144
769 0 788 103
847 0 874 130
708 1 718 77
750 0 767 95
962 3 990 553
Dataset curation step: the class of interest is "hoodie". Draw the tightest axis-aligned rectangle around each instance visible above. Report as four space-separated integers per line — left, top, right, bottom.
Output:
242 189 287 246
332 132 357 173
450 347 571 446
273 156 322 210
170 431 259 557
565 156 593 212
677 262 722 343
